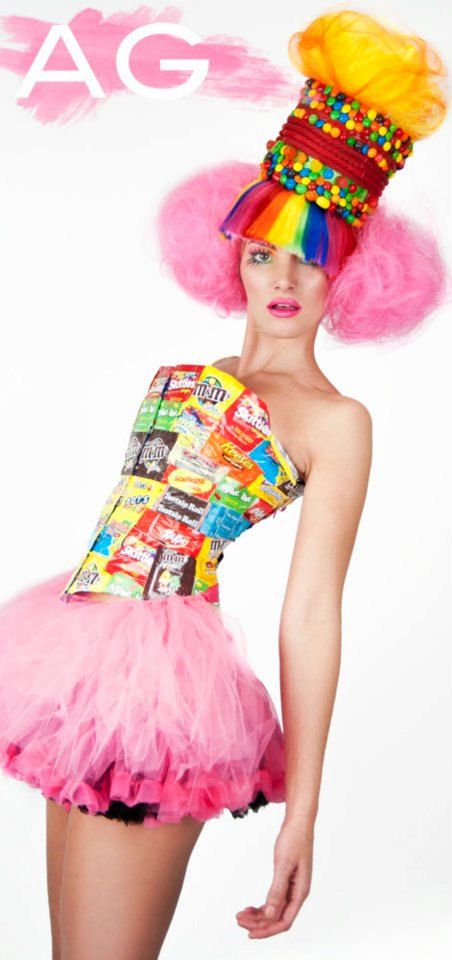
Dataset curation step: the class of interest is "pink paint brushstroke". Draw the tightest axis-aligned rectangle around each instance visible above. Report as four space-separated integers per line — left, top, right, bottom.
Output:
0 5 297 125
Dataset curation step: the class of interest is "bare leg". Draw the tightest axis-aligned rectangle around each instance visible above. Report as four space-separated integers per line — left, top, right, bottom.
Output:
46 798 70 960
60 805 205 960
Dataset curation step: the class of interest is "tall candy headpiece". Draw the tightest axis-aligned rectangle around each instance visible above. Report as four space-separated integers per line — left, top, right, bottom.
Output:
218 10 447 278
261 77 414 226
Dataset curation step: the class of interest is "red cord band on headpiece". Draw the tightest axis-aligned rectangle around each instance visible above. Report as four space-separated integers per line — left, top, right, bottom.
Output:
279 116 388 197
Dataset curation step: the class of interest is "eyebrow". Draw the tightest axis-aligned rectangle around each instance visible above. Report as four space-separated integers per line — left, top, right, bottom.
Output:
246 239 276 250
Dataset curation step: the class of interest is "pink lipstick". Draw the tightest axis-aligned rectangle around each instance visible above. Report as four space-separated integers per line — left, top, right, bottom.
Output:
267 298 301 317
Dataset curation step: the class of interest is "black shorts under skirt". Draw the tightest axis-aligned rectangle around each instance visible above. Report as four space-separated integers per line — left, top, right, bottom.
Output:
59 789 270 825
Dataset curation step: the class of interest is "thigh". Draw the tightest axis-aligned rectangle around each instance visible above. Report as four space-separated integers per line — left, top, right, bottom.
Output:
46 798 70 960
60 805 205 960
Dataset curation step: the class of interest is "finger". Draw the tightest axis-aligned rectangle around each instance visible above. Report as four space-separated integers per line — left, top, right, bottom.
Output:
237 917 264 931
279 886 310 928
237 914 263 924
263 862 292 920
236 911 269 929
248 918 292 939
236 907 264 920
237 905 286 927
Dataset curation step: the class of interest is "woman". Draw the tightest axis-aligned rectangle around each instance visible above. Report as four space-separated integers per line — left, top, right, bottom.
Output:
0 8 448 958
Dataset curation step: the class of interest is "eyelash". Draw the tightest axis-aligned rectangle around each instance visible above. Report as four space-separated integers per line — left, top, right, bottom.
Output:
246 247 319 268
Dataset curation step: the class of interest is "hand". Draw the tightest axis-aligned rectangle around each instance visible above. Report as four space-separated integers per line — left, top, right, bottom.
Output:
235 815 314 939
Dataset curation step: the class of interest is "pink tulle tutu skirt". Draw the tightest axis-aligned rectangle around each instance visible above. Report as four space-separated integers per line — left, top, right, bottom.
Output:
0 571 286 828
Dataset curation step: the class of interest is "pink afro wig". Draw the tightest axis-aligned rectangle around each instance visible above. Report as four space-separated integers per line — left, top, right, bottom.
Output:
155 160 449 343
323 203 449 342
156 161 252 319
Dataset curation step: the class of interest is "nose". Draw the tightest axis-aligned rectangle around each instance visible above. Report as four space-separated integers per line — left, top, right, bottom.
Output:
273 273 296 293
272 258 298 292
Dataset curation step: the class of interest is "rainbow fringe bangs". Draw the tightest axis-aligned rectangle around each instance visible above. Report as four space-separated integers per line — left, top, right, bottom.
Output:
219 178 357 278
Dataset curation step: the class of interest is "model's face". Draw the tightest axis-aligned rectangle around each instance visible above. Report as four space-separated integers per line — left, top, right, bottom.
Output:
239 239 329 336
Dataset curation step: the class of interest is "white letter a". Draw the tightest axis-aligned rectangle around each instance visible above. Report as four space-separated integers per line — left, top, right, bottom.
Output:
17 24 105 99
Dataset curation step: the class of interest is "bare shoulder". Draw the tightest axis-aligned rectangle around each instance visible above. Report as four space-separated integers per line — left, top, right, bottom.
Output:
296 389 373 483
312 391 372 439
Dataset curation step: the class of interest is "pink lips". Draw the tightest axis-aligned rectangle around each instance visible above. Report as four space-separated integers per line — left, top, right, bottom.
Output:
267 298 301 317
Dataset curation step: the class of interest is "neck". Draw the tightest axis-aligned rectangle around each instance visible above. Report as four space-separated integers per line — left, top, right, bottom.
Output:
234 321 327 390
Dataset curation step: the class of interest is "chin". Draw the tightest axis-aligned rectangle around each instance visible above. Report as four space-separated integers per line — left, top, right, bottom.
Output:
261 317 308 337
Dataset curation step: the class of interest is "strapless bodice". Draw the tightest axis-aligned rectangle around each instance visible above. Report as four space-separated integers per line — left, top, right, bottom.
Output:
61 363 305 604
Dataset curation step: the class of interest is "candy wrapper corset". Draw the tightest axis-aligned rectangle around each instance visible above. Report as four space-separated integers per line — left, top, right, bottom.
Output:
61 364 305 604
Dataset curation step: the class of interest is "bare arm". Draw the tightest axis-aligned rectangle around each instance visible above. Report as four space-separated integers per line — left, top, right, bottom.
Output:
280 397 373 824
236 396 372 939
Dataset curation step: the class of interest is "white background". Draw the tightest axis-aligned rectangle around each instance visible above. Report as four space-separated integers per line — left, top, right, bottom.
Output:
0 1 451 957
